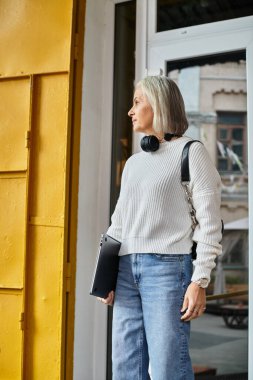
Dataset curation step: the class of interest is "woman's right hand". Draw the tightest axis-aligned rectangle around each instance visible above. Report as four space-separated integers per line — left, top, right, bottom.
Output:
97 290 114 306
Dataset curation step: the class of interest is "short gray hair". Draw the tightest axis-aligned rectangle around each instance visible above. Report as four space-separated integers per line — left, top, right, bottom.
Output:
137 76 188 135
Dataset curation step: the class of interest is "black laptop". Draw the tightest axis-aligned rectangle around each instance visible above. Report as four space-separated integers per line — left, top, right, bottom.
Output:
90 234 121 298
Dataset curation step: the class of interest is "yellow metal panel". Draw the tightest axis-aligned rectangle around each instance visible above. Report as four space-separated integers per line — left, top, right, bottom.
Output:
0 0 83 377
0 292 23 379
0 177 26 288
0 0 73 77
24 72 69 379
0 78 30 171
25 226 64 379
30 74 68 223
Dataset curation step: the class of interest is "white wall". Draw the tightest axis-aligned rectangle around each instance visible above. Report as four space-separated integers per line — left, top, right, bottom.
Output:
73 1 115 379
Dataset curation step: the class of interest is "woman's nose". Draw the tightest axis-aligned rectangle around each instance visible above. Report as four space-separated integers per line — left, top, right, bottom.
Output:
128 107 133 117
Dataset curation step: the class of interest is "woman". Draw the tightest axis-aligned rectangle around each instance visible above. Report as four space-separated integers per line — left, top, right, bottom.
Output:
98 76 222 380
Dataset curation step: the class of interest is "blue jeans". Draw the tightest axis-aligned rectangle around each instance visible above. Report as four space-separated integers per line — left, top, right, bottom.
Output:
112 253 194 380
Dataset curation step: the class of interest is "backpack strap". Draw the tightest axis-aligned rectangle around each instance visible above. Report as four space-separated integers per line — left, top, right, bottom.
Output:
181 140 223 260
181 140 201 183
181 140 201 260
181 140 201 234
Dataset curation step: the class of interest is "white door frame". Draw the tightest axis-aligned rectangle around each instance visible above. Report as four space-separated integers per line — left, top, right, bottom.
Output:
74 1 126 379
135 0 253 376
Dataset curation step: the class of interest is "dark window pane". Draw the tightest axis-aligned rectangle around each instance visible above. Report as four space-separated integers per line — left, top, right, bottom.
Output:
232 163 242 171
219 128 228 140
218 112 245 125
230 242 244 264
233 144 243 157
218 158 228 171
217 113 246 174
157 0 253 32
223 238 245 265
232 128 243 141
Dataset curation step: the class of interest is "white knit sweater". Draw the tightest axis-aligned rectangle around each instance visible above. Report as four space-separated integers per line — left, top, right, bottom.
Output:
107 136 222 285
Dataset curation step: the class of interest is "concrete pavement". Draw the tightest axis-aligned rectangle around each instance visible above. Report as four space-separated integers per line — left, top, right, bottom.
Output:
190 313 248 375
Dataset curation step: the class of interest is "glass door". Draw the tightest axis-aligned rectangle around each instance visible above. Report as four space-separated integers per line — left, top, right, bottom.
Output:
141 1 253 377
167 51 248 378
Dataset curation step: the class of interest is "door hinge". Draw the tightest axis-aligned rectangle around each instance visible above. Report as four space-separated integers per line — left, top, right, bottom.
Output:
66 263 71 292
74 33 79 60
20 312 25 330
25 130 31 148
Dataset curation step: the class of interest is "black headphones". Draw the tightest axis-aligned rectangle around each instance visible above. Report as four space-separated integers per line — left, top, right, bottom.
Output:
140 133 180 152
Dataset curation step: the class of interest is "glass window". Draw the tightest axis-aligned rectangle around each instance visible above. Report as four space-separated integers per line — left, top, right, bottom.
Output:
167 52 248 376
217 121 246 174
219 129 228 140
218 158 228 172
218 112 245 125
233 144 243 157
157 0 253 32
167 51 247 177
222 231 248 268
233 128 243 141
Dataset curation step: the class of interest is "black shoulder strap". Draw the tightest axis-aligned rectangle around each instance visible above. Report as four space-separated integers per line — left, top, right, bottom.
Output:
181 140 201 183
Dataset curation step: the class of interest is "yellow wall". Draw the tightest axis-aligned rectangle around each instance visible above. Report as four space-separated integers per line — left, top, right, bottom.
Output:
0 1 84 378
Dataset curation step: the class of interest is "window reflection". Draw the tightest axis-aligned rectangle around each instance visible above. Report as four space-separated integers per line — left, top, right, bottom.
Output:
167 51 248 376
157 0 253 32
217 111 247 174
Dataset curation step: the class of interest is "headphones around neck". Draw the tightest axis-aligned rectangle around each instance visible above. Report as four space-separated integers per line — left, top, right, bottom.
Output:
140 133 180 152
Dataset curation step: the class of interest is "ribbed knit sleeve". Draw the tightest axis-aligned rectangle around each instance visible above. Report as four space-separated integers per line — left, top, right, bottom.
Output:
106 198 122 241
106 161 128 242
189 143 222 285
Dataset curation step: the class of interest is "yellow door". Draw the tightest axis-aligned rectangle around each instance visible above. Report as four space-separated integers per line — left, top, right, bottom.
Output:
0 77 29 379
0 1 84 379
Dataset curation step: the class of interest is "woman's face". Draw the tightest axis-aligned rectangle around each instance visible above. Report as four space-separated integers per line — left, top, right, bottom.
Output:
128 86 154 135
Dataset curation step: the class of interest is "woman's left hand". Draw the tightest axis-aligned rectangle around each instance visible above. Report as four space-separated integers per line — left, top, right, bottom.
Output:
97 291 115 306
181 282 206 321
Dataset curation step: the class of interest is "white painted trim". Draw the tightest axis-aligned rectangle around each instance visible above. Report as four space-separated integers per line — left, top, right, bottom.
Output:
148 29 253 72
73 1 116 379
246 38 253 380
147 0 157 40
93 1 116 379
135 0 148 83
148 0 253 43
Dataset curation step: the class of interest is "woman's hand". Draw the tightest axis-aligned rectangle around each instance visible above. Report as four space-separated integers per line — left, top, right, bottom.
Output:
181 282 206 321
97 291 115 306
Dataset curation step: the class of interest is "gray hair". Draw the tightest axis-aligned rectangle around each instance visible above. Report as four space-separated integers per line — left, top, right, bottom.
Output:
137 76 188 135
